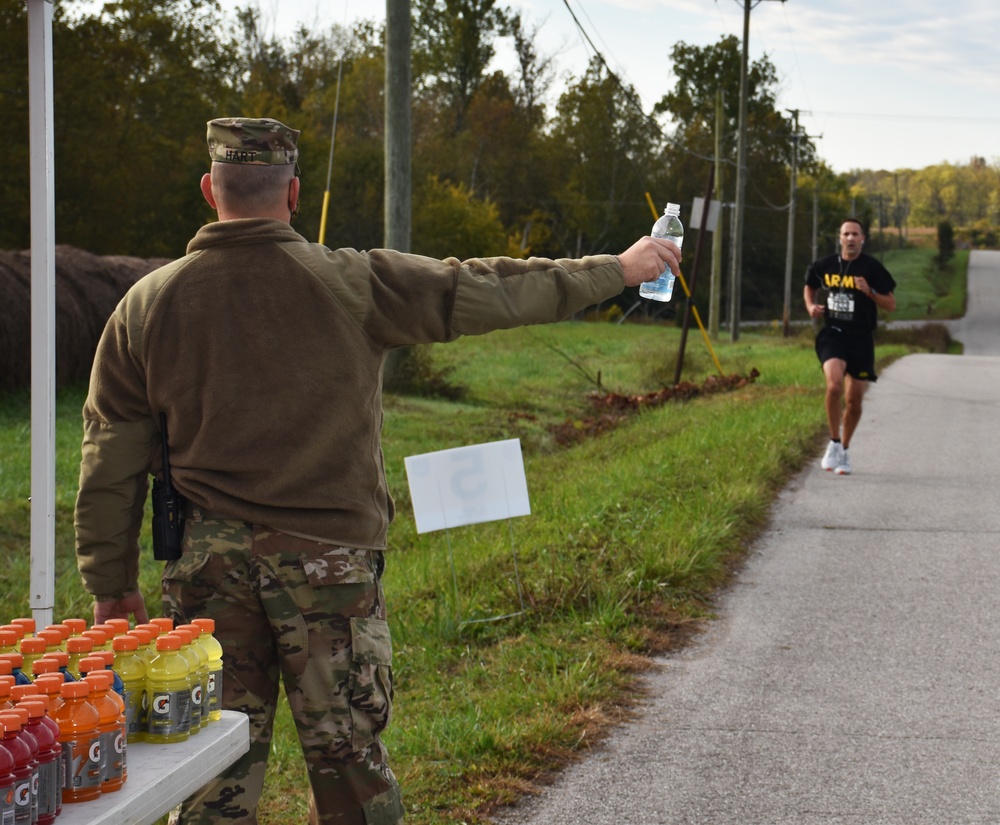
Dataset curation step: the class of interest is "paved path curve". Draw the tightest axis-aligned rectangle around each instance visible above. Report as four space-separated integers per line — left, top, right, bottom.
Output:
495 250 1000 824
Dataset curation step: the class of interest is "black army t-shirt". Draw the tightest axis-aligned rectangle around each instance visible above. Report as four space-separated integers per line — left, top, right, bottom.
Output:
805 252 896 334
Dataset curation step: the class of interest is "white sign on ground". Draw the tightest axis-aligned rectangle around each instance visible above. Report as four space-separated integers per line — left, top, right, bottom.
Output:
404 439 531 534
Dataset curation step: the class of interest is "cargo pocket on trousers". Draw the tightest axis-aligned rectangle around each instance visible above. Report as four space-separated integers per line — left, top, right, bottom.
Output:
348 616 393 752
162 550 219 617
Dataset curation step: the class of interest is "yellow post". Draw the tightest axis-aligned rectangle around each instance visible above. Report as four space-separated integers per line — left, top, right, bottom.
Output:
643 192 726 377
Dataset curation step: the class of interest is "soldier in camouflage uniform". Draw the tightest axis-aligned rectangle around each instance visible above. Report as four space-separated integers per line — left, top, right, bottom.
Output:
74 116 681 824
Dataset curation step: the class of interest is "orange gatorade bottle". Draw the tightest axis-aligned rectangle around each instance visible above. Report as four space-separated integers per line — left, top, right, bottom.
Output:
83 672 125 792
54 681 101 803
17 699 60 825
0 709 35 823
145 634 191 744
112 635 146 742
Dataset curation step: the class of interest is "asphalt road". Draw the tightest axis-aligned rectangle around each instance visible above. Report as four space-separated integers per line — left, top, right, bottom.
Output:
494 250 1000 825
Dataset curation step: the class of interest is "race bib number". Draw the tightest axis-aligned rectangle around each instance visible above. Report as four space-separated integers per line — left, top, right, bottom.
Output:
827 291 854 318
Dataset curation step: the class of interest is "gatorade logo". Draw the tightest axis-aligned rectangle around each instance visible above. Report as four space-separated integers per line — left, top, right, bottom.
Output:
3 789 12 806
192 685 203 706
115 732 125 754
209 674 216 692
14 782 30 807
153 695 171 715
89 741 101 764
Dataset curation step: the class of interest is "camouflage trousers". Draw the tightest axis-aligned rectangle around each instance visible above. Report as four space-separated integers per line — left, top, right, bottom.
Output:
161 514 404 825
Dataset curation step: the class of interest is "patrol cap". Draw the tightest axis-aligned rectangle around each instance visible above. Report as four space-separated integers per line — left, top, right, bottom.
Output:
206 116 300 166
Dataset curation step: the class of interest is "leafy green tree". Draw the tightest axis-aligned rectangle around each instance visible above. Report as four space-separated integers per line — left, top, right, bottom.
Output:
656 36 818 318
52 0 238 256
545 58 663 263
412 174 511 259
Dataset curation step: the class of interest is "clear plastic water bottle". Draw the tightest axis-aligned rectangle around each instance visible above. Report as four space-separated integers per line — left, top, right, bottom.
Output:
639 202 684 302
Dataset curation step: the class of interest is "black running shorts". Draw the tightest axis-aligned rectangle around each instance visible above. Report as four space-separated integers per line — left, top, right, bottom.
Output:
815 325 877 382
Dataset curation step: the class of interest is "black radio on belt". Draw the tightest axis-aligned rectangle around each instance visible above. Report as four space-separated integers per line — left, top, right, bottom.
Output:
151 412 186 561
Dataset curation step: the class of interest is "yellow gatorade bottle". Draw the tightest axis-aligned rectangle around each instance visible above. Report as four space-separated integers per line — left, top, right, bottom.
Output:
18 636 49 677
176 626 211 729
65 637 94 680
166 630 201 734
112 635 146 743
145 635 191 744
191 618 223 722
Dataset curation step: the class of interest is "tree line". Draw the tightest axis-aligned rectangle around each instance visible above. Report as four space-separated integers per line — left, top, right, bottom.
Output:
3 0 996 321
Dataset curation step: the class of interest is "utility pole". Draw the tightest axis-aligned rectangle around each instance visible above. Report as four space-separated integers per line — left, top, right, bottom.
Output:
710 88 724 339
385 0 411 252
781 108 799 337
729 0 786 343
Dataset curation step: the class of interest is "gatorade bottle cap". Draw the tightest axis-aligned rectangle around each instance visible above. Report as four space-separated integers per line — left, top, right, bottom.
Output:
178 624 202 638
66 637 93 654
60 618 88 635
0 653 23 669
103 618 131 635
113 635 139 652
82 629 108 647
0 626 25 640
95 651 115 667
30 659 58 678
40 651 70 669
19 697 48 714
35 629 64 649
170 628 192 645
16 701 44 720
10 685 38 702
126 628 153 645
135 624 162 638
0 711 22 732
19 638 47 654
150 618 174 633
77 656 107 675
192 618 216 633
0 630 19 648
155 635 182 652
60 681 91 699
10 619 35 635
44 624 72 640
83 671 114 691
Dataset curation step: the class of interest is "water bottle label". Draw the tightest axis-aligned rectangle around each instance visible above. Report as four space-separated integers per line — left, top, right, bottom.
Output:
61 737 102 790
149 688 191 736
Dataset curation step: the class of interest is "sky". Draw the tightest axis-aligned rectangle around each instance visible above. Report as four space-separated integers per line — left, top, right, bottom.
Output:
220 0 1000 174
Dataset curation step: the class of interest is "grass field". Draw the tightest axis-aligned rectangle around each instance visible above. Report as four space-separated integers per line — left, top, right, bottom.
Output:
0 242 963 823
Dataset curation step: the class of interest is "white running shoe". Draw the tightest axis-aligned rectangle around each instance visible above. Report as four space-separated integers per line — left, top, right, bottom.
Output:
821 440 843 471
834 449 852 475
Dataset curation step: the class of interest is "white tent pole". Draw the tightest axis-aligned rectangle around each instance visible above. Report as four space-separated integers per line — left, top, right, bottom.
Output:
28 0 57 630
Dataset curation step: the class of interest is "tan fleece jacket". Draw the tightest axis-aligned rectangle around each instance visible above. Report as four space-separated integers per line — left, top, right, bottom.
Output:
74 218 625 598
